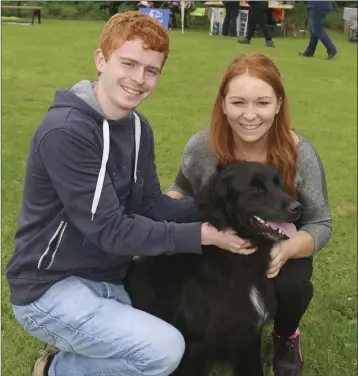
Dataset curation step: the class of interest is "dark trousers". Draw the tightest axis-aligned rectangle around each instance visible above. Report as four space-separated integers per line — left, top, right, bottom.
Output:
223 2 240 36
169 4 189 29
304 8 337 56
273 257 314 339
246 6 272 41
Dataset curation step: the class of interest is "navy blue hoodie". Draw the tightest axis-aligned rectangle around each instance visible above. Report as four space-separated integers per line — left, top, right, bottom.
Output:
7 80 202 305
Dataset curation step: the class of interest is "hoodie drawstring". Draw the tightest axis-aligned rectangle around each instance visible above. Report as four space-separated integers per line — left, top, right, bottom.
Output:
133 113 141 183
91 113 141 221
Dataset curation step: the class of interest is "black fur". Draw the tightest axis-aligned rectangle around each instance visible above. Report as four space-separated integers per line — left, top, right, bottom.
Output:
124 161 302 376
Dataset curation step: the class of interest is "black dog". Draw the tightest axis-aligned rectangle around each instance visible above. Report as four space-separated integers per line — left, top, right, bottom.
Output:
124 161 302 376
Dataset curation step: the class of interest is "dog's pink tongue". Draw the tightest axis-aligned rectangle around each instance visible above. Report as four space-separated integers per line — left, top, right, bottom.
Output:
267 222 297 238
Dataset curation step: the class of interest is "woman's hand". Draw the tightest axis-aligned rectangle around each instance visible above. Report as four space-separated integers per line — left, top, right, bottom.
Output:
266 241 289 278
201 223 257 255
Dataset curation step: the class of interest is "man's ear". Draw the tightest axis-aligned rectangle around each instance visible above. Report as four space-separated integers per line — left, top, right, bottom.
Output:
94 49 106 74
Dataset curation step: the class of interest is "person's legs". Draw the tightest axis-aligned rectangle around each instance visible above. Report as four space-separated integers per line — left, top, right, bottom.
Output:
303 8 322 56
13 276 185 376
273 258 313 338
222 3 230 36
229 3 239 36
172 4 180 28
272 257 313 375
184 9 190 28
318 10 338 56
246 8 258 41
320 30 338 56
171 12 177 28
257 11 272 42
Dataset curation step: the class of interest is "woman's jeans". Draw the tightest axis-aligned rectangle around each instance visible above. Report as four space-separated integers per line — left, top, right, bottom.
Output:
12 276 185 376
304 8 337 56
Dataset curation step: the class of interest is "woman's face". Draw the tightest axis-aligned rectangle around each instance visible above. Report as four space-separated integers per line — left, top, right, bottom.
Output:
222 73 282 144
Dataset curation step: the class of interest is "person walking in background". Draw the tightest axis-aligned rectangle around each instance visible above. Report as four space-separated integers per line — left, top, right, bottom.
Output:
161 1 182 29
238 1 274 47
300 1 338 59
222 1 240 37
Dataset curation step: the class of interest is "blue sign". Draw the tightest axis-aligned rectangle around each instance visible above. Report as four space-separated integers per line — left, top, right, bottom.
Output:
138 8 170 29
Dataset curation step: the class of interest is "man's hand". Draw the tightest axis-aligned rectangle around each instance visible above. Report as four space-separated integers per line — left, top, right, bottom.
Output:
201 223 257 255
266 242 289 279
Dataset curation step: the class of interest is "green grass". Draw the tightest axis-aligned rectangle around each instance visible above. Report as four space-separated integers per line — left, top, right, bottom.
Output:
2 20 357 376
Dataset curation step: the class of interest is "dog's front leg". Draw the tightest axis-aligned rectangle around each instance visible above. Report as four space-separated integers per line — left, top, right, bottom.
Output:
232 335 264 376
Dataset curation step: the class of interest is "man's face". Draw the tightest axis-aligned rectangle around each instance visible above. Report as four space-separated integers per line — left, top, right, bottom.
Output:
95 39 164 118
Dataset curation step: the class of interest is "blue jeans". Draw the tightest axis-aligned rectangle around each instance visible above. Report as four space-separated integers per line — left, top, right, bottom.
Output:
223 2 239 36
304 8 337 56
12 276 185 376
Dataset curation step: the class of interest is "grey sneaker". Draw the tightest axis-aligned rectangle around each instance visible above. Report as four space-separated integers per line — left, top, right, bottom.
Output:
327 52 339 60
238 38 251 44
32 344 58 376
265 40 275 47
298 52 313 57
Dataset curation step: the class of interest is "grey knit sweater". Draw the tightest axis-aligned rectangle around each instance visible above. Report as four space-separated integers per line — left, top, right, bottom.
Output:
169 129 332 252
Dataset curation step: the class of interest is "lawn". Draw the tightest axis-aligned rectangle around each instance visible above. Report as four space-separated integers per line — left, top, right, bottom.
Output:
2 19 357 376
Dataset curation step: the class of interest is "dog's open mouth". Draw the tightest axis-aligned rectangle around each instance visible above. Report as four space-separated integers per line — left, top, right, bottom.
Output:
250 216 297 240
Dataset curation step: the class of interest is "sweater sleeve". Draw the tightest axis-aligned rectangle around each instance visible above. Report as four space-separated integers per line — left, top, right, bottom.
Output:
296 138 332 252
169 129 217 197
169 167 195 197
39 127 203 257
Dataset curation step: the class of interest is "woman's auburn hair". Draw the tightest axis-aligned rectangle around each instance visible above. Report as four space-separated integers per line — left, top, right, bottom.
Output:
210 52 297 197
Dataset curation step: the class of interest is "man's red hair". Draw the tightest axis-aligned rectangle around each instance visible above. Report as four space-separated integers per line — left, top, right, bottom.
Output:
99 11 169 65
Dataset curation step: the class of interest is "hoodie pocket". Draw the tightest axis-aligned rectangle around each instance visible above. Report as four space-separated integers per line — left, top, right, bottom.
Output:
38 221 67 271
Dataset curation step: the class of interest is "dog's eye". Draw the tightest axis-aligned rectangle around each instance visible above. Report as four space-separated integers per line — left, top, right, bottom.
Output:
273 176 280 186
251 186 262 193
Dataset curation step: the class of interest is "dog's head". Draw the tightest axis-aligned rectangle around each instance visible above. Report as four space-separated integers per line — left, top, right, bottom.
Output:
196 161 302 243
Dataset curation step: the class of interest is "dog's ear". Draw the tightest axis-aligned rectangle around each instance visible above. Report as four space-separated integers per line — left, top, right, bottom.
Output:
197 169 229 204
196 169 231 230
215 163 224 173
215 162 230 174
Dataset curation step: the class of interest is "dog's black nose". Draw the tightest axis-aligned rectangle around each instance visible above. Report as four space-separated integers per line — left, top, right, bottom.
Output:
288 201 302 215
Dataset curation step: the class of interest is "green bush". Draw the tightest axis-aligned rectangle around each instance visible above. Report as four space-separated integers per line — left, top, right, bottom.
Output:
286 1 308 28
40 1 106 20
2 1 109 21
325 8 344 32
39 1 138 20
